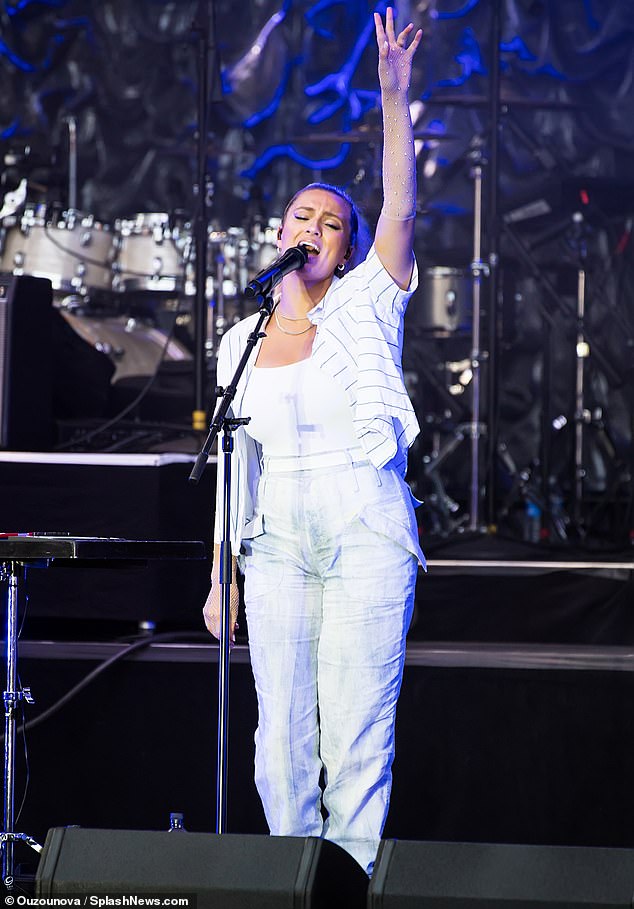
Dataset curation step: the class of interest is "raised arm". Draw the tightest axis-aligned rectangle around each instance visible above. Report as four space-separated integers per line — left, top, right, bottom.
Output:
373 7 422 289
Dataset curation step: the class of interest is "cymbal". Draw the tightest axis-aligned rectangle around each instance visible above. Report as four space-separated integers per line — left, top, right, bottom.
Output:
424 93 580 111
290 127 456 144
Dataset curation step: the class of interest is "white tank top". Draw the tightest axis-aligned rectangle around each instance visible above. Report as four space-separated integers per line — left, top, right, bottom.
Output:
241 357 364 459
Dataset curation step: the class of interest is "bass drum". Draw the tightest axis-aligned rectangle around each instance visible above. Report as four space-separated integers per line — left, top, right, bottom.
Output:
411 267 472 335
113 212 192 293
60 311 192 383
0 207 115 295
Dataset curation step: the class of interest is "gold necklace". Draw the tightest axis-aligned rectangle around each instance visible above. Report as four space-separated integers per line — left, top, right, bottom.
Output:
274 308 315 336
270 294 307 321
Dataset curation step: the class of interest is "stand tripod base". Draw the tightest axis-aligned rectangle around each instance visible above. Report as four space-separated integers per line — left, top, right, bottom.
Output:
422 421 487 535
1 832 43 891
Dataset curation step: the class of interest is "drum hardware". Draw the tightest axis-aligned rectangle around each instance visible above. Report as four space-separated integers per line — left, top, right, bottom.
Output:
444 357 474 396
0 560 43 887
204 225 275 354
59 311 192 384
248 217 281 275
64 115 78 212
410 340 475 535
422 421 474 535
466 140 490 532
502 211 625 540
207 227 250 299
205 227 250 354
0 178 27 220
206 234 226 357
420 141 489 533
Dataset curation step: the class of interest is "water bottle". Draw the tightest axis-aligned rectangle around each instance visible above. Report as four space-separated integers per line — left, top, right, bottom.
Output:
168 812 186 832
524 500 541 544
549 488 568 541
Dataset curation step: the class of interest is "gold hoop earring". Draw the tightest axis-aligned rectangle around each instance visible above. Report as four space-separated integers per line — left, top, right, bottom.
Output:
335 263 346 276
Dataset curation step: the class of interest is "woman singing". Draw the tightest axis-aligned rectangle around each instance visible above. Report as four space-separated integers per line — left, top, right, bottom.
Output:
204 7 425 875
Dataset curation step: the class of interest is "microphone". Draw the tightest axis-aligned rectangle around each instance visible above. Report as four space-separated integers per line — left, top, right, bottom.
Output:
245 245 308 298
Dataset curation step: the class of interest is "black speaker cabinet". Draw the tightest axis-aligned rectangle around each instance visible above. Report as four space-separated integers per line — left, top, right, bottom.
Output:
35 827 368 909
0 272 53 450
368 840 634 908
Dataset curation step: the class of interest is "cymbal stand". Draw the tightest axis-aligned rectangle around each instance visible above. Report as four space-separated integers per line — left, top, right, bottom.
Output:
65 116 78 212
483 0 503 528
423 423 470 534
0 561 42 889
572 246 589 532
191 0 222 430
467 140 489 531
502 219 623 536
208 239 225 353
414 144 488 534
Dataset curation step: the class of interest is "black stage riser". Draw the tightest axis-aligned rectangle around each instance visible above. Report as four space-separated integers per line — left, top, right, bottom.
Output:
10 647 634 882
0 458 214 627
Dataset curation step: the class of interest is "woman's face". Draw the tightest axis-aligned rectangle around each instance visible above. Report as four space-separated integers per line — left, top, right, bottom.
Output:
279 188 352 286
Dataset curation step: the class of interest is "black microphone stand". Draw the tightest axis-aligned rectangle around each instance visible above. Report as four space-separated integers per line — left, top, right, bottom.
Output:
189 288 275 834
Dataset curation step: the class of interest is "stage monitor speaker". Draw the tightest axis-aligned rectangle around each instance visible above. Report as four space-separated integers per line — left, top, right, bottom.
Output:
368 840 634 907
0 273 53 450
35 827 368 909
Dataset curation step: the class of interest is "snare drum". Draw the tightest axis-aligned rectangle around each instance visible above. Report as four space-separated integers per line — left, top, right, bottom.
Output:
413 267 472 334
207 226 251 300
113 213 191 293
0 207 115 294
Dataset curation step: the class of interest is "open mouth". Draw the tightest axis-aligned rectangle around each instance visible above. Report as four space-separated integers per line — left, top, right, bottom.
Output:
299 241 320 256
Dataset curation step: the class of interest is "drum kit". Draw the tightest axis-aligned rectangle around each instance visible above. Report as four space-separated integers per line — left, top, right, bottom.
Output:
2 83 614 540
0 195 282 381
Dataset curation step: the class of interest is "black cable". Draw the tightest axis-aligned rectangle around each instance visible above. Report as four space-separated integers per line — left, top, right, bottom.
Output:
0 631 211 741
14 691 30 828
54 308 186 451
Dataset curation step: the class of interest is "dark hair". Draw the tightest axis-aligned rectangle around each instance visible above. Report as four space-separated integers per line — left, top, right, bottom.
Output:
281 182 359 250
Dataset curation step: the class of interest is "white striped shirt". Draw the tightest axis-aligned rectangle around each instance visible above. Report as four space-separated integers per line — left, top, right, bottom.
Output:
213 243 420 554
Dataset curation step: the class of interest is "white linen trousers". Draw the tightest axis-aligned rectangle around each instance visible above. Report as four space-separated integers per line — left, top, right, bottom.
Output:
242 454 419 875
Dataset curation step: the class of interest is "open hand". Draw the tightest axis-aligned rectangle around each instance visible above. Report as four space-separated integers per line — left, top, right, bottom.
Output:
374 6 422 96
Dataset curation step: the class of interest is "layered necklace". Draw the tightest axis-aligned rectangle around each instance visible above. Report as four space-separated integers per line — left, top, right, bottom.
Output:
273 305 315 336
